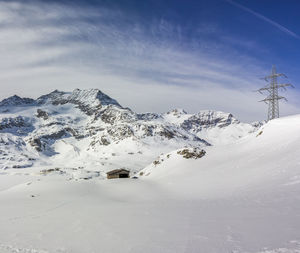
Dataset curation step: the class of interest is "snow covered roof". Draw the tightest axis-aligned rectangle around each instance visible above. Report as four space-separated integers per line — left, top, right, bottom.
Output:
106 169 130 175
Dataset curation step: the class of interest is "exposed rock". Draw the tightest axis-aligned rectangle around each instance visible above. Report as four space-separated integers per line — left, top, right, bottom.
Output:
153 160 160 166
256 130 263 137
43 130 70 140
36 90 69 105
40 168 63 175
140 125 154 136
12 164 32 169
252 121 265 128
36 109 49 120
182 111 239 132
99 106 135 124
107 125 134 139
0 116 30 130
0 116 33 136
137 113 161 121
28 129 70 152
159 128 175 139
166 108 187 116
100 136 110 146
0 95 35 107
177 148 206 159
29 138 43 152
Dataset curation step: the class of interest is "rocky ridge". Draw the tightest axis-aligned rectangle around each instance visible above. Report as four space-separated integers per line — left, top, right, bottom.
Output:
0 88 261 172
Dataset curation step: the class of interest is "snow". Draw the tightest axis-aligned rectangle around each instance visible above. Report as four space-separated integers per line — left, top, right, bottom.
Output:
0 95 35 107
194 122 256 145
68 88 120 107
163 108 191 124
1 89 299 252
0 89 261 173
140 115 300 197
0 114 300 252
0 90 212 172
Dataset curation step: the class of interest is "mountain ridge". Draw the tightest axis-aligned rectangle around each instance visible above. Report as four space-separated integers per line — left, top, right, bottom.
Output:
0 88 262 172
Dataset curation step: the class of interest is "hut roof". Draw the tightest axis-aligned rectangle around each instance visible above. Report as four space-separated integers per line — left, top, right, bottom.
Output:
106 169 130 175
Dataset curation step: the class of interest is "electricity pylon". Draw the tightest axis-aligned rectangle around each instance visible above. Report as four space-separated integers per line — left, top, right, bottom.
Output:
256 65 294 121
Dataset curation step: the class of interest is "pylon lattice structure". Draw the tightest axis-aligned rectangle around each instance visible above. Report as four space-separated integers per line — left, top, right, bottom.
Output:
257 65 294 121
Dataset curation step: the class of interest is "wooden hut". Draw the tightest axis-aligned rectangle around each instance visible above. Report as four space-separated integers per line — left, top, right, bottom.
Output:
107 169 130 179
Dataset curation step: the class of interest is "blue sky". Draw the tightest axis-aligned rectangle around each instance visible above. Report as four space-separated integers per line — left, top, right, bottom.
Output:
0 0 299 121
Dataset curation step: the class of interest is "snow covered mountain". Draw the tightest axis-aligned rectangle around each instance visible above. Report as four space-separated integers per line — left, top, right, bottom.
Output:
0 88 261 174
0 89 299 253
0 111 299 253
140 114 300 195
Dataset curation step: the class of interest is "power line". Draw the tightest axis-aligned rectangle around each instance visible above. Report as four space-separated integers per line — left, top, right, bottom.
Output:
256 65 294 121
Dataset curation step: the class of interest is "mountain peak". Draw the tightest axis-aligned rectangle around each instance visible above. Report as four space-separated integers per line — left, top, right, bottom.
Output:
35 88 121 111
181 110 240 133
166 108 187 115
68 88 121 108
0 95 35 107
36 90 70 105
196 110 239 124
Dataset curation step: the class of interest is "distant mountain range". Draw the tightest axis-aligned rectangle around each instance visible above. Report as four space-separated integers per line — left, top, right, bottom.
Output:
0 88 262 174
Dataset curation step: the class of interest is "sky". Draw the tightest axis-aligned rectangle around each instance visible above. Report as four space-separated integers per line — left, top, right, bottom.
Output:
0 0 299 122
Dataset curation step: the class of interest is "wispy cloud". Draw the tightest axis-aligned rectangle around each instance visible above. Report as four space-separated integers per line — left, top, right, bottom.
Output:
0 1 299 122
226 0 300 40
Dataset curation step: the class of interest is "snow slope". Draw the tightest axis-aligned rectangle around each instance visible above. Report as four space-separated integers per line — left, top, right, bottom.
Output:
0 115 299 253
140 115 300 198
